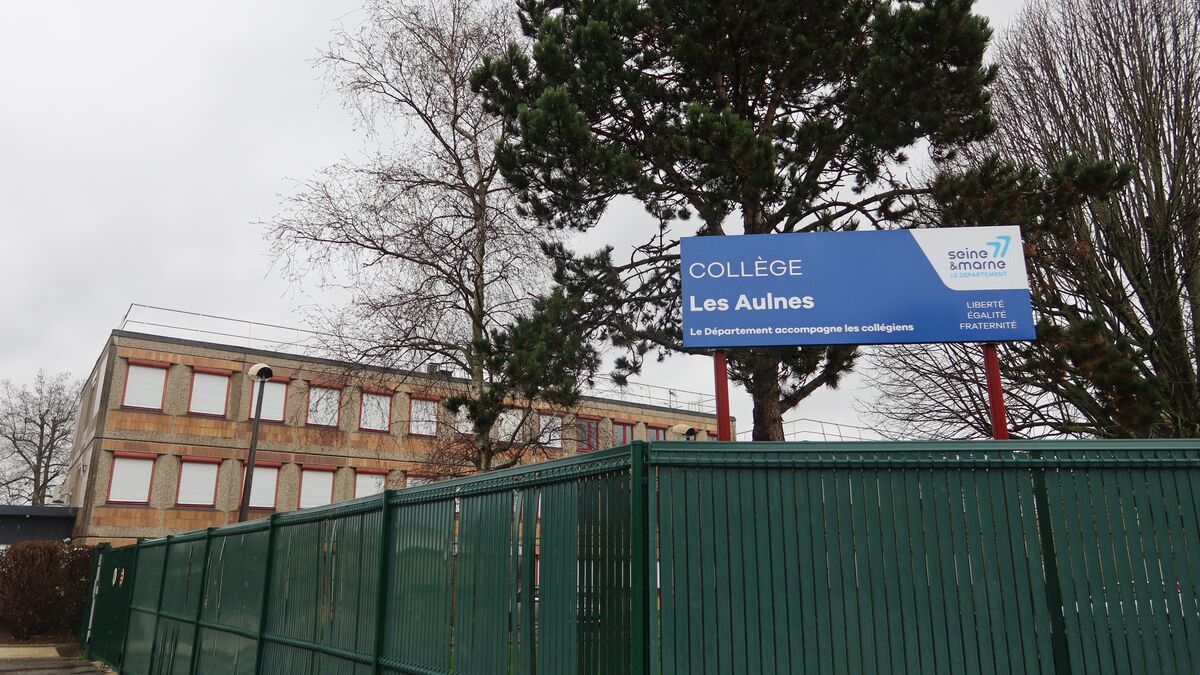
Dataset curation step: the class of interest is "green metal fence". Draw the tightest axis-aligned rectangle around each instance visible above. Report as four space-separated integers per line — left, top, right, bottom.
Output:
83 440 1200 674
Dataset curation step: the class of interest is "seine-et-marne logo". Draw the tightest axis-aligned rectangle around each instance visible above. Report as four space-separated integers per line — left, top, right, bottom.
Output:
948 234 1012 274
986 235 1012 258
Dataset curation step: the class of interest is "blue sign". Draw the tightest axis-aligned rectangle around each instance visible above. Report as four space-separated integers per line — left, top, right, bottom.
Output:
680 227 1036 348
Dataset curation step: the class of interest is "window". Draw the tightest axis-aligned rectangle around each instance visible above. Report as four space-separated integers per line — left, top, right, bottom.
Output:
307 385 340 427
538 415 562 448
577 418 600 453
613 422 635 447
244 465 278 509
176 459 219 507
406 474 433 488
91 360 107 417
410 398 438 436
188 370 230 416
647 426 667 442
250 380 287 422
299 467 335 508
493 409 524 442
454 406 473 436
355 470 386 498
360 392 392 432
123 362 167 410
108 454 155 504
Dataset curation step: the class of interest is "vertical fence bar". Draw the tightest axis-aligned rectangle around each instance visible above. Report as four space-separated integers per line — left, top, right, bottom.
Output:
371 493 391 674
520 489 538 675
630 442 650 675
81 544 106 656
186 528 213 675
117 540 143 672
146 536 173 671
253 514 278 674
1030 451 1072 675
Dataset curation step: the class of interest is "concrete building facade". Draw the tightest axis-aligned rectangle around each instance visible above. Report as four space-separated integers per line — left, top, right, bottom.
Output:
66 330 726 545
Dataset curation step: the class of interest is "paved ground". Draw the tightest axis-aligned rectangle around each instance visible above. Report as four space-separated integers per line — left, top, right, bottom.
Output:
0 658 103 674
0 646 106 673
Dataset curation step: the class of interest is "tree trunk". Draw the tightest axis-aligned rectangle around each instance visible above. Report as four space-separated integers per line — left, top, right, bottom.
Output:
470 193 491 468
747 351 786 440
751 394 785 440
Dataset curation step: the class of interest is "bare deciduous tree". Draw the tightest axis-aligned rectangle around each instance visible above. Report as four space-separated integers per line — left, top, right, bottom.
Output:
865 0 1200 438
0 371 81 505
859 344 1090 439
269 0 565 472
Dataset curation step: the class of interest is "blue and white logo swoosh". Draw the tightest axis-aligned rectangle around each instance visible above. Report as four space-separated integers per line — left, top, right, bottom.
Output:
910 226 1029 292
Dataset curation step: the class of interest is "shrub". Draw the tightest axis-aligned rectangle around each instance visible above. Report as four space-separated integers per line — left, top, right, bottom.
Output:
0 541 92 640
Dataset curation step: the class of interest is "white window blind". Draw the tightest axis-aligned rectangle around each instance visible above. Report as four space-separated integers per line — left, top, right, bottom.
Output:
538 415 562 448
251 380 287 422
108 455 154 503
245 466 278 509
406 475 432 488
410 399 438 436
177 461 218 506
360 393 391 431
493 409 524 441
299 469 334 508
123 364 167 410
355 471 386 498
454 406 473 436
189 372 229 416
307 386 340 426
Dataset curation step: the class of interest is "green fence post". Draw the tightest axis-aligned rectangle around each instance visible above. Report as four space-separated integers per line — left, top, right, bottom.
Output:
145 536 173 671
629 442 650 675
187 528 213 675
371 492 391 674
117 540 143 673
80 544 108 658
1030 453 1072 674
253 514 278 674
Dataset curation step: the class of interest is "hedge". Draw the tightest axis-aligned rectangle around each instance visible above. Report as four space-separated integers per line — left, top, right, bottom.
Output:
0 541 92 640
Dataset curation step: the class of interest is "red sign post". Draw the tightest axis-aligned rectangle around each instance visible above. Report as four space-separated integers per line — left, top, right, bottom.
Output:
982 343 1009 440
713 350 732 441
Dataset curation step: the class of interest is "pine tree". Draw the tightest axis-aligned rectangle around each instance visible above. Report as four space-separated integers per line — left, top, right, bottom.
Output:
474 0 998 438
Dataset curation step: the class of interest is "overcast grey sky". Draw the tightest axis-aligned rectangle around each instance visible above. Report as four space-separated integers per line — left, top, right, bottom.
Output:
0 0 1022 439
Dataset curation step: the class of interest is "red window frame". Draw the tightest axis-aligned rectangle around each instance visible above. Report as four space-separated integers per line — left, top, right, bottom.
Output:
186 367 232 418
646 425 668 442
577 417 600 453
298 464 337 508
239 460 281 511
174 456 222 508
305 383 342 428
408 395 440 437
359 390 394 433
106 451 157 505
613 421 636 447
121 359 170 412
354 468 388 498
247 376 290 423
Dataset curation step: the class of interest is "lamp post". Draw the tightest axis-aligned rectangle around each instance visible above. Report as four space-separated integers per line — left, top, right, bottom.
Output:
238 363 273 523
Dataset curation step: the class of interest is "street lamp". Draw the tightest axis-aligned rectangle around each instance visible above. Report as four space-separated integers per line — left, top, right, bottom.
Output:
237 363 273 523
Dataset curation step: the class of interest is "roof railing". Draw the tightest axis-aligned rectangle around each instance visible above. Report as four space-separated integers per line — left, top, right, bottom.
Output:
118 303 716 414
